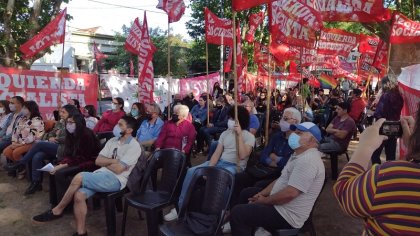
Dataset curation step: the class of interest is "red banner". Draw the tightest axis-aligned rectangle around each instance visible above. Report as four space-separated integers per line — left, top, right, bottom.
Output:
224 47 232 73
205 8 234 46
19 8 67 59
0 67 98 120
307 0 391 22
236 30 245 93
317 28 359 57
93 42 108 63
270 40 300 62
232 0 269 11
390 13 420 44
245 11 265 43
269 0 322 48
359 34 380 54
301 47 339 67
158 0 186 23
178 72 220 99
125 18 143 55
138 12 156 104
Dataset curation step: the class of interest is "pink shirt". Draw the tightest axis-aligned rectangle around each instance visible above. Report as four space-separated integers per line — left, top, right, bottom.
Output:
154 120 196 154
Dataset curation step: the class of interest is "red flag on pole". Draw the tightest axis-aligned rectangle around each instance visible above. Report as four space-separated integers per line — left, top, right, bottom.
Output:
93 42 108 62
125 18 143 55
224 47 232 73
245 11 264 43
205 8 234 46
317 28 359 57
390 13 420 44
232 0 269 11
19 8 67 59
157 0 186 23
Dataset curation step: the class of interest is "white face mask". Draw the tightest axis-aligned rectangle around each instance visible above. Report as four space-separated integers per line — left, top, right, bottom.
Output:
111 103 117 110
227 119 235 130
280 119 291 132
0 107 4 114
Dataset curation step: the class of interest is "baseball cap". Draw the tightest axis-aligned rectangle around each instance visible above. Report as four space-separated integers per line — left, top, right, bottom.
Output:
290 122 322 142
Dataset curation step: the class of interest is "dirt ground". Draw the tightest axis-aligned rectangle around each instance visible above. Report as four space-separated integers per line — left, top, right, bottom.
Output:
0 139 386 236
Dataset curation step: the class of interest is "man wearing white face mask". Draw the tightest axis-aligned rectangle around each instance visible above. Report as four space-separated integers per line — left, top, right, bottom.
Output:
0 96 24 155
230 122 325 236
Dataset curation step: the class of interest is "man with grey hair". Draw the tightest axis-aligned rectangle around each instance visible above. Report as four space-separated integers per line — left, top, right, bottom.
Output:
136 103 164 149
154 104 196 154
242 100 260 135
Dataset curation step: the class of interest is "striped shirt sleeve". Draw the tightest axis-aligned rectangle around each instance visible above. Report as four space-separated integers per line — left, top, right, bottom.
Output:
333 163 379 218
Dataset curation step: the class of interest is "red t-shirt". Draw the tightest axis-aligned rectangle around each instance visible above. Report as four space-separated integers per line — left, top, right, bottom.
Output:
348 97 367 122
331 116 356 150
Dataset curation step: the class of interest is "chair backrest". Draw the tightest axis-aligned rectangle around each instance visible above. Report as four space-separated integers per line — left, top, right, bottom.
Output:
139 148 187 199
178 167 235 235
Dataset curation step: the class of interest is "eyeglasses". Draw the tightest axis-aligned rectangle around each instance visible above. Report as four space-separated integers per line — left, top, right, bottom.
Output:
67 121 76 124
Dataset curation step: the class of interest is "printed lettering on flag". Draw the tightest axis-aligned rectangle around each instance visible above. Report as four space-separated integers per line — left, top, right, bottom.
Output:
317 28 359 57
269 0 323 48
159 0 186 23
205 8 234 46
224 47 232 73
306 0 391 22
125 18 143 55
270 39 300 62
236 29 244 92
245 11 265 43
19 8 67 59
93 42 108 62
390 13 420 44
232 0 269 11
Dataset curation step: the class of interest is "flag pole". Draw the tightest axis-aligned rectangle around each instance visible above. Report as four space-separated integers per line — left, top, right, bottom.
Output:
58 32 66 108
94 42 102 114
232 11 240 166
167 18 171 119
206 42 210 126
299 46 305 117
265 36 272 147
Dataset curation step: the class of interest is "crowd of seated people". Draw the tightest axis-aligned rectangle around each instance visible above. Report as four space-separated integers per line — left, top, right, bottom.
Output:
1 75 414 235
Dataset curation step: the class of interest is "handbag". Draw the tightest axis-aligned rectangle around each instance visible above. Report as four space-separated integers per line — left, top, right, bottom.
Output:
245 163 280 179
185 211 218 236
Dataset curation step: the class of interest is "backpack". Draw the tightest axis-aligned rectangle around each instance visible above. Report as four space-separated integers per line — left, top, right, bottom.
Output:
126 146 150 194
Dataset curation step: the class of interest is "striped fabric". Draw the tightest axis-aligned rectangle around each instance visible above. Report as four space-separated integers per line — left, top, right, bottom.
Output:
333 161 420 235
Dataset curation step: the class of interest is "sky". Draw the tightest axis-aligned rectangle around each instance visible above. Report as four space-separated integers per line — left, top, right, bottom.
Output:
63 0 192 40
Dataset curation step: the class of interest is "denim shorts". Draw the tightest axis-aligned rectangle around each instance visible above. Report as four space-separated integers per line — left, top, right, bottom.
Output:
78 171 121 198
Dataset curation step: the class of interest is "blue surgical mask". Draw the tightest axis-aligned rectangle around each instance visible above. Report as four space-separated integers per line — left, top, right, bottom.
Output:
111 103 117 110
113 125 122 138
131 109 139 117
288 133 301 150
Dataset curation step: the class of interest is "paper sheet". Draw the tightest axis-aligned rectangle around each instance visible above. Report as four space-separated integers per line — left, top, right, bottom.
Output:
37 163 54 172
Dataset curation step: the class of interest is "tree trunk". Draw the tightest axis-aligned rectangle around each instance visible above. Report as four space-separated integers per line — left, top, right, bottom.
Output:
28 0 42 37
389 43 420 76
2 0 16 67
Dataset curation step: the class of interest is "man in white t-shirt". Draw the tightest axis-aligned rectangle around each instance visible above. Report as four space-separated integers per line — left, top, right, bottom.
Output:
230 122 325 236
32 116 142 236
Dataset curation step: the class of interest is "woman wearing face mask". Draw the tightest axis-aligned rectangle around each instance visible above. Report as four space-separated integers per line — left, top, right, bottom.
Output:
82 105 99 130
164 106 255 221
93 97 125 133
48 114 100 205
191 96 208 131
0 100 12 135
3 101 45 178
154 104 196 155
129 102 147 124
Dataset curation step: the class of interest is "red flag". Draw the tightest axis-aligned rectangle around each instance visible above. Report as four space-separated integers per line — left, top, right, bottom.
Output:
372 40 388 69
125 18 143 55
359 34 380 54
138 12 157 103
232 0 269 11
307 0 391 22
270 40 300 62
289 61 297 74
157 0 186 23
390 13 420 44
245 11 265 43
224 47 232 73
317 28 359 57
269 0 323 48
205 8 234 46
93 42 108 62
236 29 244 93
129 58 134 77
19 8 67 59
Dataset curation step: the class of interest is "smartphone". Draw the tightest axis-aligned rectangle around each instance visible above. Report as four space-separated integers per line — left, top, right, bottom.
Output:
379 121 403 137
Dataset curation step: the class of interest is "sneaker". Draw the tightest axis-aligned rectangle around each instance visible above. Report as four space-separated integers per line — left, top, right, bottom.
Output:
32 209 62 223
222 222 231 234
163 208 178 221
255 227 272 236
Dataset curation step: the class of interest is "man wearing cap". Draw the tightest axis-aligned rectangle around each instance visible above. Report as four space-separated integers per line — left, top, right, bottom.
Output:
348 88 367 133
319 102 356 153
230 122 325 235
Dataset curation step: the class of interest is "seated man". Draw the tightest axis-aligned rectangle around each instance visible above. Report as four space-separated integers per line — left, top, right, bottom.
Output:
242 100 260 135
136 103 164 151
319 102 356 153
32 116 142 236
231 107 301 207
230 122 325 235
195 96 230 153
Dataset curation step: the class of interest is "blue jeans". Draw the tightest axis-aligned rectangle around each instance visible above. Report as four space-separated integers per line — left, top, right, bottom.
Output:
178 160 238 208
0 137 12 154
19 141 59 182
197 126 226 150
206 140 219 160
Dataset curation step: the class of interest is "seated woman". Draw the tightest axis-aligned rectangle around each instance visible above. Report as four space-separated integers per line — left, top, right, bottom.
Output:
93 97 125 134
6 105 79 194
0 100 13 136
190 95 208 131
154 104 196 155
164 106 255 221
130 102 148 124
82 105 99 130
49 113 101 205
3 101 45 179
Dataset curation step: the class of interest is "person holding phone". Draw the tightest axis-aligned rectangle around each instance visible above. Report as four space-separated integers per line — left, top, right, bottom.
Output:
333 103 420 235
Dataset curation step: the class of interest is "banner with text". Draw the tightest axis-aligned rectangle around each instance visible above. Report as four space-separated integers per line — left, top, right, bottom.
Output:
391 13 420 44
0 67 98 120
205 8 233 46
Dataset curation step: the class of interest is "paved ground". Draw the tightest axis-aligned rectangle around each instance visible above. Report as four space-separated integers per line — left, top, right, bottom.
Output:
0 138 389 236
